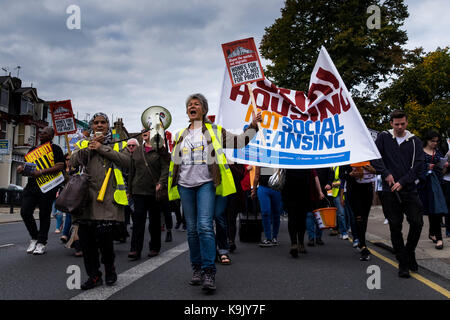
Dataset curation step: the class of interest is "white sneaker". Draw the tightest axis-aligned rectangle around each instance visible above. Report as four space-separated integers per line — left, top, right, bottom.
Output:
33 243 47 255
26 240 38 254
383 219 389 225
342 234 349 240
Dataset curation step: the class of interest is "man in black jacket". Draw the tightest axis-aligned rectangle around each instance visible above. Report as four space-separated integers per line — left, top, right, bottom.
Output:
372 110 424 278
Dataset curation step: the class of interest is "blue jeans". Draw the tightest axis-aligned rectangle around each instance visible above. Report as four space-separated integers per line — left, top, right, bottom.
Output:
51 201 64 230
306 212 323 240
257 186 282 240
343 193 358 240
62 213 72 238
214 195 229 255
178 182 216 272
333 196 347 235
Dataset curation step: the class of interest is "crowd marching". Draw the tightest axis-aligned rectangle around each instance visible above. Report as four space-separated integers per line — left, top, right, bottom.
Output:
16 97 450 292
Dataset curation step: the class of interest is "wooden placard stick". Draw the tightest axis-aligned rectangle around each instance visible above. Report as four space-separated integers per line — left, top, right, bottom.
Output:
64 133 72 156
246 82 266 146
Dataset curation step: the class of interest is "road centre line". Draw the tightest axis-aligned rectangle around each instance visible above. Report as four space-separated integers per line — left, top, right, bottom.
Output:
71 241 189 300
348 239 450 299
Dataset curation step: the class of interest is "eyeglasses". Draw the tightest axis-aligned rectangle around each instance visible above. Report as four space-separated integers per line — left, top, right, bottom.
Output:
128 145 137 147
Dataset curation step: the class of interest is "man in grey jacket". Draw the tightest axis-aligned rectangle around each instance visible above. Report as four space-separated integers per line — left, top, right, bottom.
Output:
372 109 424 278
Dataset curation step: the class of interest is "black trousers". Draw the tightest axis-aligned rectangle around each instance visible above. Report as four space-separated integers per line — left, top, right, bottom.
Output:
170 199 185 225
160 199 173 230
20 188 57 245
225 192 240 244
381 190 423 257
285 203 307 245
428 214 444 241
78 222 115 278
347 183 373 248
131 195 161 254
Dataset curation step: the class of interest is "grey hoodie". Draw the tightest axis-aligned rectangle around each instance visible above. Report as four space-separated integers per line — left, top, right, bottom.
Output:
372 129 424 192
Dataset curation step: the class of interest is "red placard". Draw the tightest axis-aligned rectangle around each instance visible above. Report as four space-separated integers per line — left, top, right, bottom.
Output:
221 37 265 87
49 100 77 136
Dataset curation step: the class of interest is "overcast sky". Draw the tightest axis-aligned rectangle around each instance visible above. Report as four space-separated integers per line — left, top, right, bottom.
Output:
0 0 448 133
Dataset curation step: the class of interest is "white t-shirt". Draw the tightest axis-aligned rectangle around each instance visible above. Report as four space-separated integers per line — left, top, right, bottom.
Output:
396 135 406 145
177 127 213 188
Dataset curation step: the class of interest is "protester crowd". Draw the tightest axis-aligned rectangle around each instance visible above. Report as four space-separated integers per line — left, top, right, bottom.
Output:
17 104 449 292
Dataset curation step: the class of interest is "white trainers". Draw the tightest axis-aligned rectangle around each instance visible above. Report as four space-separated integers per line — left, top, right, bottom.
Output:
341 234 349 240
26 240 38 254
383 219 389 225
33 243 47 255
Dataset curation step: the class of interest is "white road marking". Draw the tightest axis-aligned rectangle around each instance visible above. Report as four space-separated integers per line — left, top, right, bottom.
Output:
71 242 189 300
0 244 14 248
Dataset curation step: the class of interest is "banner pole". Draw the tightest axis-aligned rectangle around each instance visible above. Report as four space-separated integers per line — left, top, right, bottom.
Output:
246 82 266 147
64 133 72 156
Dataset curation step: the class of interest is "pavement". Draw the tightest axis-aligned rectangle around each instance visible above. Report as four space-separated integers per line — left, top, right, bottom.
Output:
1 204 449 281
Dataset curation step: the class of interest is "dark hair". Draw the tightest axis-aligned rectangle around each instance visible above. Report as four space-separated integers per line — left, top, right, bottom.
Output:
389 109 408 121
421 130 440 146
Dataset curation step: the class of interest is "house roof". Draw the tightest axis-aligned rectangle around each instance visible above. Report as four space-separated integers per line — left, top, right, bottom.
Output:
0 76 15 89
15 87 38 101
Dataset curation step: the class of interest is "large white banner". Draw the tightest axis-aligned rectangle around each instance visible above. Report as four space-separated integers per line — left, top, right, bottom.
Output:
217 46 381 168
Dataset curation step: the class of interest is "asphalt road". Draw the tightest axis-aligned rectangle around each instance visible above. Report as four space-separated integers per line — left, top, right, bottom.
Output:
0 217 449 301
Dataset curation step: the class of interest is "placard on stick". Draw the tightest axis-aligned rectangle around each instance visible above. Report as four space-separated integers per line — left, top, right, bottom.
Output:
221 37 266 144
221 37 265 87
49 100 77 136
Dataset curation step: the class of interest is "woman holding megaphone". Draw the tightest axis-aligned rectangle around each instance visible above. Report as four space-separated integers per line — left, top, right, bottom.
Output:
70 112 131 290
168 93 261 293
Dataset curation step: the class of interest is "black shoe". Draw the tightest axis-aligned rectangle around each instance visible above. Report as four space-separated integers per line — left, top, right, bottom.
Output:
229 243 237 253
128 251 141 261
289 245 298 258
189 268 203 286
398 254 411 278
105 265 117 286
316 238 325 245
360 247 371 261
408 252 419 272
81 275 103 290
307 239 315 247
202 268 216 292
148 250 159 258
165 231 172 242
175 222 181 230
298 244 307 254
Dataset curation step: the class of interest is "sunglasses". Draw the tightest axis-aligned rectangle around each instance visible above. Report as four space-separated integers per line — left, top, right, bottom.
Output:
128 145 137 147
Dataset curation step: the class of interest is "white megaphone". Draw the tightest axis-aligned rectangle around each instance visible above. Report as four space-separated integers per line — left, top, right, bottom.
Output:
141 106 172 150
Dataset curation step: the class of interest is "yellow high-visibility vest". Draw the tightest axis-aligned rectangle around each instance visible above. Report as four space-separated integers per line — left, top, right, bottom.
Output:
168 123 236 201
76 135 128 206
331 166 340 198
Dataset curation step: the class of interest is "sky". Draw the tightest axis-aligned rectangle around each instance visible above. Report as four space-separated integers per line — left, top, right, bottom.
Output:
0 0 448 134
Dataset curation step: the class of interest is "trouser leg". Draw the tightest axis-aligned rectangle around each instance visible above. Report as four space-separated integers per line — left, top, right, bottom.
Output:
20 190 40 240
78 223 101 278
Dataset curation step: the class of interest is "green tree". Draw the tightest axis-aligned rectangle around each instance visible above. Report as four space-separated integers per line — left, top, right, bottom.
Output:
259 0 409 129
378 47 450 138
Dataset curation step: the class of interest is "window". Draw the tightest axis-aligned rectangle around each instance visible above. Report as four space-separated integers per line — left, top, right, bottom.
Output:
17 123 25 145
20 98 34 115
0 120 6 139
29 125 36 145
0 88 9 111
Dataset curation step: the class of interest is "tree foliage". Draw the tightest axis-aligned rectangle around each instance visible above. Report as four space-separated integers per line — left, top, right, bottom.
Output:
378 47 450 139
259 0 409 130
260 0 408 95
